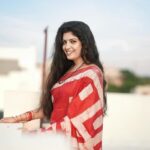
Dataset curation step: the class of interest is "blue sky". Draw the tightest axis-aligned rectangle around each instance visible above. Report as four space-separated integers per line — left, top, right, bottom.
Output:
0 0 150 76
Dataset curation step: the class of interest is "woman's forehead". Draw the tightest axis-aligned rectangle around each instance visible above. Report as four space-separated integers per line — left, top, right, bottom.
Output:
63 32 79 40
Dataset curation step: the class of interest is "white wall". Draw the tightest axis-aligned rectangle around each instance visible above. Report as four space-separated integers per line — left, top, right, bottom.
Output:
0 46 42 110
103 93 150 150
0 46 37 69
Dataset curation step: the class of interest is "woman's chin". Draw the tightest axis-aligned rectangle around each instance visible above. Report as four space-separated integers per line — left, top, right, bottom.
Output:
66 56 75 61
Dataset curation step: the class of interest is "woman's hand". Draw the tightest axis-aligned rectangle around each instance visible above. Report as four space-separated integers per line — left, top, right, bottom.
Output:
0 117 17 123
0 108 43 124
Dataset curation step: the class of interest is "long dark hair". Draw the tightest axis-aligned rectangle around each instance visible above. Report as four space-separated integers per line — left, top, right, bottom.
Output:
40 21 107 119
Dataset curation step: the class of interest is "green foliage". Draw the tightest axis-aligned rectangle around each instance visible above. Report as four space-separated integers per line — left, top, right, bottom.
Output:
107 84 122 92
137 77 150 85
107 69 150 93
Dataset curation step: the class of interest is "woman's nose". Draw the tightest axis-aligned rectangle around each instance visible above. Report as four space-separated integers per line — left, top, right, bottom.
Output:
65 42 71 49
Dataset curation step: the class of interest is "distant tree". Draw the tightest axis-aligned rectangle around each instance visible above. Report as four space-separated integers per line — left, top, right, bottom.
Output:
137 77 150 85
107 69 150 93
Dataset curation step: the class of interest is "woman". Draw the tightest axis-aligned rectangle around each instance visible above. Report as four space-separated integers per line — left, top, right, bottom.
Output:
0 21 107 150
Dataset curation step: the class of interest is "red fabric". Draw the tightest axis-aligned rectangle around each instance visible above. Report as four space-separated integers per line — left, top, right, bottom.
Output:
43 65 104 150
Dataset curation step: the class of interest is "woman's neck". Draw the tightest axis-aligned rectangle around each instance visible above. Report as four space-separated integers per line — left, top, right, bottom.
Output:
73 58 84 66
69 61 85 72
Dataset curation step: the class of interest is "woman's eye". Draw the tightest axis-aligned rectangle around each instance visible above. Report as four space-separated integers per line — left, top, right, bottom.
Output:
70 40 76 44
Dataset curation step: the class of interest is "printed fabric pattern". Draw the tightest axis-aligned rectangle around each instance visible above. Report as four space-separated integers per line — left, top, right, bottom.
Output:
41 65 104 150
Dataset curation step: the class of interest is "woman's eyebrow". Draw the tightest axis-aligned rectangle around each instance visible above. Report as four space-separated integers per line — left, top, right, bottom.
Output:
63 37 78 41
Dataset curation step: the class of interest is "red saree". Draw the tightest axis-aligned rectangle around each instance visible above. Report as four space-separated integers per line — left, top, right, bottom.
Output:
42 65 104 150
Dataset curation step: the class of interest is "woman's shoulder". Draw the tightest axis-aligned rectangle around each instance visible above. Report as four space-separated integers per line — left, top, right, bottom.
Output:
78 64 103 78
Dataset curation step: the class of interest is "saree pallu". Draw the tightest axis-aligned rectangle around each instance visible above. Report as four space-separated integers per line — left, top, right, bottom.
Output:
42 65 104 150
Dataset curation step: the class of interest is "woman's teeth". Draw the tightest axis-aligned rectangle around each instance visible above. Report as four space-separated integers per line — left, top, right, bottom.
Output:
66 51 73 55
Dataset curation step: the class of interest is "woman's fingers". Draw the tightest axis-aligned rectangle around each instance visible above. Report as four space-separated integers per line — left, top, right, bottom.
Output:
0 117 16 123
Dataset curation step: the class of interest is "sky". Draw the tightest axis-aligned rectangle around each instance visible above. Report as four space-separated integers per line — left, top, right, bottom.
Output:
0 0 150 76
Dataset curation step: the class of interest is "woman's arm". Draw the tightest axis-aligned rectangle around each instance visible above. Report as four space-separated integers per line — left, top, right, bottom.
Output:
0 108 44 123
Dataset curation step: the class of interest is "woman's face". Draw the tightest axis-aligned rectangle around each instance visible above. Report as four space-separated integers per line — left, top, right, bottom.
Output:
62 32 83 64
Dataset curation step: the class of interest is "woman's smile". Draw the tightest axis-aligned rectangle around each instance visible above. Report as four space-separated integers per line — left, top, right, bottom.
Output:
65 49 75 56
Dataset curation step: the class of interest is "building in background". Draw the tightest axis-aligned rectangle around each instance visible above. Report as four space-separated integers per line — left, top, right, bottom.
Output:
133 85 150 95
0 46 42 115
104 66 123 87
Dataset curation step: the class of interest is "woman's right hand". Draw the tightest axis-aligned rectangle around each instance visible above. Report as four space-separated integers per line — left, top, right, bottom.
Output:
0 117 17 123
